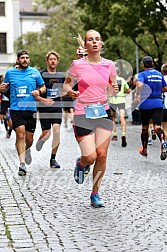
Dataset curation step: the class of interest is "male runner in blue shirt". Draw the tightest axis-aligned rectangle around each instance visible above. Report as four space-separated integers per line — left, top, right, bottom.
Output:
0 50 46 176
135 56 167 160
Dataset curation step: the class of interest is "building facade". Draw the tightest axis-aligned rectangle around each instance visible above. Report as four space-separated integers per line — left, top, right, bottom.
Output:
0 0 48 76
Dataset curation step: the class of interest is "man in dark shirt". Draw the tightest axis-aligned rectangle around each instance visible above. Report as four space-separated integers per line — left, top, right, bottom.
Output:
36 51 65 168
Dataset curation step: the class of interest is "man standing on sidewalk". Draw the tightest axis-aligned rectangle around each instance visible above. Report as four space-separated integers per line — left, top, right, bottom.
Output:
0 50 46 176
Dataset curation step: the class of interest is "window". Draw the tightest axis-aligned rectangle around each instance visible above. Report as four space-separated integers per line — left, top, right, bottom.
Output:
0 2 5 16
0 33 7 53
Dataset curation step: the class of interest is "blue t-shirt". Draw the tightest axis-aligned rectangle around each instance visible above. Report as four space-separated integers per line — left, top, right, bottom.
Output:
138 69 167 109
4 66 44 111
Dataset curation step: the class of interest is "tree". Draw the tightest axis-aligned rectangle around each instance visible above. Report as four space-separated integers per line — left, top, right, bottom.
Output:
77 0 167 70
38 0 85 70
14 0 85 70
14 32 47 69
15 0 167 71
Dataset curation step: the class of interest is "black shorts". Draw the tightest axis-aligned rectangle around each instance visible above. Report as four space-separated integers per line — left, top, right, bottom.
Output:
73 109 112 137
140 108 163 126
62 96 74 112
162 109 167 122
1 100 10 115
38 109 62 130
63 107 73 113
110 103 125 112
10 110 36 133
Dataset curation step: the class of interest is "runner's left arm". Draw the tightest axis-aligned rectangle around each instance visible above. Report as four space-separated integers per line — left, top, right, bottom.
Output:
63 73 79 100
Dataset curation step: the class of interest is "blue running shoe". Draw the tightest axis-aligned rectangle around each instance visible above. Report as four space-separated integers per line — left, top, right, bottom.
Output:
74 158 85 184
90 194 105 208
160 142 167 160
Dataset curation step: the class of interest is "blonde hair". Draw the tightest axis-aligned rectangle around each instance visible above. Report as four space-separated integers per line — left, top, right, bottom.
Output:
77 30 103 47
45 50 60 61
76 33 85 48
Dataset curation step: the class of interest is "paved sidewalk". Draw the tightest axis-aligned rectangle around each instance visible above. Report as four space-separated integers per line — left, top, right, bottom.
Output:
0 120 167 252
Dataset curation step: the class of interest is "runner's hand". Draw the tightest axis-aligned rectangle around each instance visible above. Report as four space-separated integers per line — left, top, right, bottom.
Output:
31 89 41 97
67 90 79 100
43 98 55 106
112 82 119 94
0 82 9 92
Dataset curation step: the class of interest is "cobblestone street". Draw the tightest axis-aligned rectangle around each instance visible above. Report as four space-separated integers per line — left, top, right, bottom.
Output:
0 120 167 252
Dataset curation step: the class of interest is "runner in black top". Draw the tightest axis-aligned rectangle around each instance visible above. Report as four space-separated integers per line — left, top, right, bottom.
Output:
36 51 65 168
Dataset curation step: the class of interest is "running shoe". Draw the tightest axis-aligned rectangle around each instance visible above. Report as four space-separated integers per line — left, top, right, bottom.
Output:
160 142 167 160
6 129 12 138
84 165 90 175
121 136 127 147
18 163 27 176
50 159 60 168
148 138 153 145
25 149 32 165
36 139 45 151
74 158 85 184
90 194 105 208
111 135 118 141
139 147 147 157
151 130 156 140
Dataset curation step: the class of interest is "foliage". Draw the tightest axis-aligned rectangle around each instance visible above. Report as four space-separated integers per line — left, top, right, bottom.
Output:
33 0 61 9
14 0 167 72
77 0 167 69
77 0 166 36
14 0 85 71
14 32 47 70
103 35 136 66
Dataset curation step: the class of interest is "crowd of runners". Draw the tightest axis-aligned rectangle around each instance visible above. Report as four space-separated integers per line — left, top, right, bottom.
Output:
0 29 167 208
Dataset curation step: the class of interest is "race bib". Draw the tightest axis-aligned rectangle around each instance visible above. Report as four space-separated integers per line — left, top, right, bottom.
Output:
47 88 60 98
16 86 29 97
84 104 107 119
